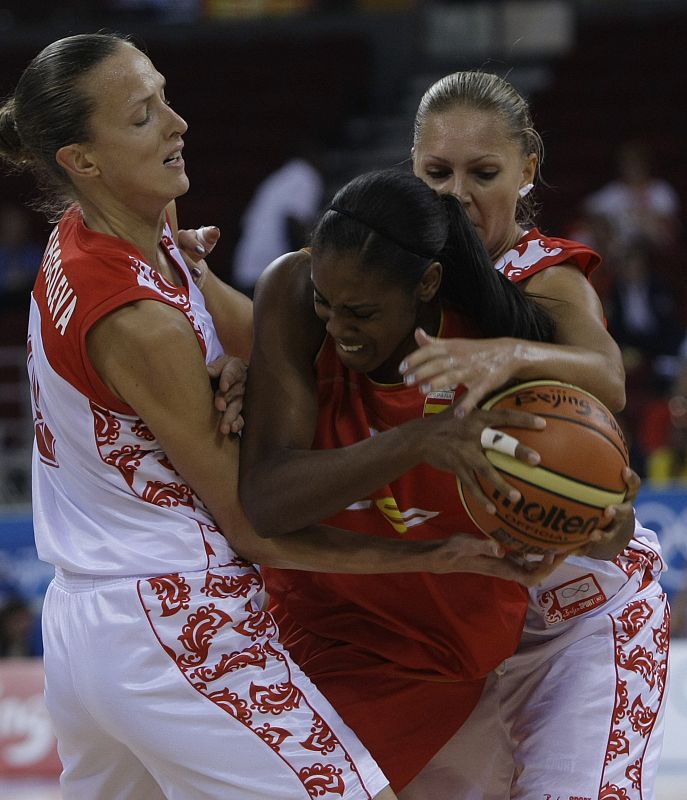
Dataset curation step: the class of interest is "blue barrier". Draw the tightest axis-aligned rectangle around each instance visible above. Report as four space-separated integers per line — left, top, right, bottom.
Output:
1 484 686 604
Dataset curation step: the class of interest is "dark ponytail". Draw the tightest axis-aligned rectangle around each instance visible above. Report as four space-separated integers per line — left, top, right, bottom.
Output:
437 193 554 342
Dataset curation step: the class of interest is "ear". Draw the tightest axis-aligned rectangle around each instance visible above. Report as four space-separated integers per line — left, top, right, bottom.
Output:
416 260 442 302
56 144 100 179
522 152 537 186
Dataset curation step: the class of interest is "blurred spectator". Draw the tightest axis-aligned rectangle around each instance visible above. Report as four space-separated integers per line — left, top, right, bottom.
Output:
583 139 681 255
645 393 687 483
0 202 43 304
232 144 325 296
604 235 684 361
0 595 41 658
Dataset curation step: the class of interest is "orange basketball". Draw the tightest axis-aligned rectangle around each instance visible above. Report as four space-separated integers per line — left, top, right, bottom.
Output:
459 380 629 558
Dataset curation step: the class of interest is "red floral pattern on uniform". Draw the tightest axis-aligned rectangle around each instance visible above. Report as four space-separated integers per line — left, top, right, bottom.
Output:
139 567 375 798
202 570 263 599
104 444 146 487
148 574 191 617
616 600 652 643
192 642 268 685
613 678 629 724
628 696 658 737
234 608 278 642
254 723 292 751
132 419 155 440
91 402 121 446
250 681 303 715
625 759 642 790
299 763 345 798
617 645 658 688
598 592 668 798
177 603 233 668
653 604 670 654
606 729 630 763
206 687 253 722
27 339 59 468
301 713 340 755
600 784 631 800
142 480 195 509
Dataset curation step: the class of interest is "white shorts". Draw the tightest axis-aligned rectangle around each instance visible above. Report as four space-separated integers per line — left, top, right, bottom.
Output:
400 575 669 800
42 562 389 800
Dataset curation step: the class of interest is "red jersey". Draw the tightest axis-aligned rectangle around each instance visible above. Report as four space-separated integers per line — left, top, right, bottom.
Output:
494 227 600 282
264 307 528 789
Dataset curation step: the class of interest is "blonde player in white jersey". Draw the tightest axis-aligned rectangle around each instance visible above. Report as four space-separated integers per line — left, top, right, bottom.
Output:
0 35 533 800
396 70 668 800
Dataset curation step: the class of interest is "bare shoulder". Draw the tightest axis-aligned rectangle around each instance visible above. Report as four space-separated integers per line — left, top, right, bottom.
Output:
90 298 194 352
253 250 323 359
523 262 592 298
255 250 312 307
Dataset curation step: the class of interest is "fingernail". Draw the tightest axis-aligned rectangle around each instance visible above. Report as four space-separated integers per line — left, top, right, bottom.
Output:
486 503 496 515
420 383 431 394
399 360 408 373
195 245 205 254
527 452 540 464
404 373 416 386
508 489 520 502
454 407 465 419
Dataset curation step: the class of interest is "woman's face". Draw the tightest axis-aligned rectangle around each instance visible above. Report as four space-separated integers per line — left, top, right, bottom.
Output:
413 105 536 262
311 250 426 381
78 43 189 213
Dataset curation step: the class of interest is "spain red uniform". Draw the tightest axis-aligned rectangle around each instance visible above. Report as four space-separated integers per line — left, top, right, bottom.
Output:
265 308 530 789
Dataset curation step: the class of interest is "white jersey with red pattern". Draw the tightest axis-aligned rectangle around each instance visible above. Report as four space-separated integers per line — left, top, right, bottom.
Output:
400 230 669 800
28 206 227 576
496 227 665 635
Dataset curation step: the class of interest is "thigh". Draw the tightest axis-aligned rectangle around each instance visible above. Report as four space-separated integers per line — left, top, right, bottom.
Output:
399 671 512 800
69 569 389 800
506 587 669 800
42 582 165 800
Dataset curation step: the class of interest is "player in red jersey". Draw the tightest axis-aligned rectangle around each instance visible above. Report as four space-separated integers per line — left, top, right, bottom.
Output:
235 167 617 790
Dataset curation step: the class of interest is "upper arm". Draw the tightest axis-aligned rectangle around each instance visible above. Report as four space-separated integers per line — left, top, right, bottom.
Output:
523 264 621 356
86 299 244 531
239 252 324 474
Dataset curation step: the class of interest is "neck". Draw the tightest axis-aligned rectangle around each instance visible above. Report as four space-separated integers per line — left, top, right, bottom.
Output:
78 197 167 269
490 224 525 263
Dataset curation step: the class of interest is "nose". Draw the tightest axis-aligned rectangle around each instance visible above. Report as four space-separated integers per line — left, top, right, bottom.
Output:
449 177 470 205
325 311 355 341
166 104 188 136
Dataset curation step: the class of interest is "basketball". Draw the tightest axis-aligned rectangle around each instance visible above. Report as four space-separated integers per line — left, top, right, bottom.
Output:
458 380 630 558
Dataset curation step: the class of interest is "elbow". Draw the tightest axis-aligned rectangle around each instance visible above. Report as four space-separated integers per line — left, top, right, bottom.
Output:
239 476 292 538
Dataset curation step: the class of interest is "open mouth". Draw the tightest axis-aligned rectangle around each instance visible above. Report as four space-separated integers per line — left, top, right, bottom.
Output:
338 341 363 353
163 151 183 165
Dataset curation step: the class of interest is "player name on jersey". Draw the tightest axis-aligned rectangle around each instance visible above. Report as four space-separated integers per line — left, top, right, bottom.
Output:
40 227 77 335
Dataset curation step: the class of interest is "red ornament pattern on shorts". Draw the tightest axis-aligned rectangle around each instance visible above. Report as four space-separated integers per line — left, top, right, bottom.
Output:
139 563 373 799
599 593 669 799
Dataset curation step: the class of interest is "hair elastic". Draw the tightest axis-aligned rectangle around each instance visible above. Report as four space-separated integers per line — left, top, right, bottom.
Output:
518 182 534 198
328 204 437 261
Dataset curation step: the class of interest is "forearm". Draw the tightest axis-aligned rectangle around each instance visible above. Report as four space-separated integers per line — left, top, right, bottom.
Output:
201 269 253 361
508 339 625 411
230 520 448 573
240 421 425 535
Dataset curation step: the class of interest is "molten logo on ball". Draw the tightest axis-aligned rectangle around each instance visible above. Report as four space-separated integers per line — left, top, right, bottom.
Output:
458 380 629 555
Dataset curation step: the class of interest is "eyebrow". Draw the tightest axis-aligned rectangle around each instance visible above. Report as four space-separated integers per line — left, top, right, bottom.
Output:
130 76 166 108
311 281 379 313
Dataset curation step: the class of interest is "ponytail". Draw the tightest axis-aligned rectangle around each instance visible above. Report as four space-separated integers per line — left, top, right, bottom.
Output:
437 194 555 342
